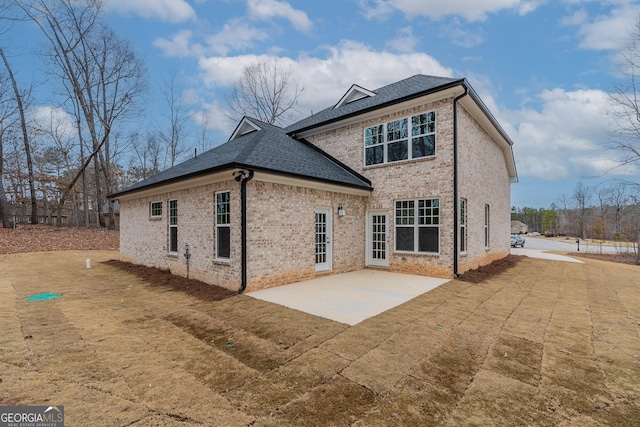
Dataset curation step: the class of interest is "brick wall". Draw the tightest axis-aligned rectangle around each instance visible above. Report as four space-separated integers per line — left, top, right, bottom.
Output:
119 180 242 290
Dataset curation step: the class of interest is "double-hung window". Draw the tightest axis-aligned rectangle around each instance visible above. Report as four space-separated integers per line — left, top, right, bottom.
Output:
460 199 467 253
365 111 435 166
216 191 231 259
168 199 178 254
484 204 490 248
395 199 440 253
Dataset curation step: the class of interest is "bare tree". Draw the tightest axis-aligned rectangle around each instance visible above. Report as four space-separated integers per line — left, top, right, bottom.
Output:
573 182 591 239
0 46 37 224
226 56 304 126
159 71 189 167
0 68 15 228
608 16 640 262
19 0 146 229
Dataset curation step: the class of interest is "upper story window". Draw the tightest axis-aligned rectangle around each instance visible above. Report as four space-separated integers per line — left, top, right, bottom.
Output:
364 111 436 166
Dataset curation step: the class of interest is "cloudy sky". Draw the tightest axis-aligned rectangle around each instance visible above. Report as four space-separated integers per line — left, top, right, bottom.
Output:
7 0 640 208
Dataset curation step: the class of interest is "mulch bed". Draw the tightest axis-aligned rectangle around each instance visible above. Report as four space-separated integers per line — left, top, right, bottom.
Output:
102 259 237 302
458 255 524 284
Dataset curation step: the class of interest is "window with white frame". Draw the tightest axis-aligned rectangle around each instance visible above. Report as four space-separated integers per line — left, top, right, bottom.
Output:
168 199 178 253
216 191 231 259
460 199 467 253
150 201 163 218
395 198 439 253
364 111 435 166
484 204 490 248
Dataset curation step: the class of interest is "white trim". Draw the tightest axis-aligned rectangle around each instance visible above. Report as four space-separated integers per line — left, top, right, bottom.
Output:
366 210 389 267
168 199 178 255
116 169 371 202
394 198 440 254
314 208 332 272
334 84 377 109
229 117 262 140
363 110 436 167
215 191 231 260
149 201 163 218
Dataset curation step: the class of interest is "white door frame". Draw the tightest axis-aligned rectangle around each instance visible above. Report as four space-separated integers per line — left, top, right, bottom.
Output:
315 208 333 272
366 210 389 267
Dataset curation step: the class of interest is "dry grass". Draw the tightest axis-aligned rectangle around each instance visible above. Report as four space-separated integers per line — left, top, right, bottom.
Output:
1 250 639 425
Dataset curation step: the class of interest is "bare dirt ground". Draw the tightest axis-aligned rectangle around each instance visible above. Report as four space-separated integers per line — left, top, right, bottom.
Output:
1 227 640 425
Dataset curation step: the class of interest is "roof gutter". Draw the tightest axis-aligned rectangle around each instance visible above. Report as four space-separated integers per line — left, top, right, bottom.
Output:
453 84 468 278
235 169 254 294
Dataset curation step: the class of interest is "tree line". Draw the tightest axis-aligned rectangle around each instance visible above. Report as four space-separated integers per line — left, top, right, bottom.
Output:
512 182 640 249
0 1 304 230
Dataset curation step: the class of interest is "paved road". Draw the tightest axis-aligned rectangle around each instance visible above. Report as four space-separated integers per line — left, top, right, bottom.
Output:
519 236 626 254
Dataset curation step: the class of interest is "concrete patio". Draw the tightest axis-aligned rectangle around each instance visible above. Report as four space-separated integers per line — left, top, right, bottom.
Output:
247 269 449 325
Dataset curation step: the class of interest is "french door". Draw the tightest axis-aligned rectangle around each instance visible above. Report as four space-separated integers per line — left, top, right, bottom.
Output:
315 208 332 272
367 211 389 267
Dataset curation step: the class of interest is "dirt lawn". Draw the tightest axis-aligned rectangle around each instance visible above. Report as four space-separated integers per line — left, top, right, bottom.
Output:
1 244 640 424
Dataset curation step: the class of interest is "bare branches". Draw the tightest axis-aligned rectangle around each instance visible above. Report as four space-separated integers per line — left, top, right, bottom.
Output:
226 56 304 126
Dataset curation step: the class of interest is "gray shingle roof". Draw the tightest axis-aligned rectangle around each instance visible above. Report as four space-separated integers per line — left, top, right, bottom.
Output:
286 75 462 134
110 118 372 198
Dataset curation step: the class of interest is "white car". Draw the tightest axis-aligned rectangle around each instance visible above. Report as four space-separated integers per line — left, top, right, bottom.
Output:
510 235 525 247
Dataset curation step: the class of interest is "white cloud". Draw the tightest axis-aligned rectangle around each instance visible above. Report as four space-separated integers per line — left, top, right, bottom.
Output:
154 30 204 57
31 106 76 141
504 88 625 180
566 4 640 51
385 27 420 53
360 0 542 22
197 40 454 116
205 20 271 56
154 21 270 57
247 0 313 33
105 0 196 23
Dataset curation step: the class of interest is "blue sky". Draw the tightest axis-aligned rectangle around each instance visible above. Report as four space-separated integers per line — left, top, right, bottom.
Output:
6 0 640 208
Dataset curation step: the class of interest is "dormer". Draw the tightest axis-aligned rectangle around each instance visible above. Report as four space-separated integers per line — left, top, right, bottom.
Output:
333 84 377 109
229 117 262 141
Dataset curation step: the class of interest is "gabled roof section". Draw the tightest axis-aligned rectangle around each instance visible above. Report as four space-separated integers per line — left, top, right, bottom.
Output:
334 84 377 109
229 117 263 141
109 117 372 199
287 75 462 135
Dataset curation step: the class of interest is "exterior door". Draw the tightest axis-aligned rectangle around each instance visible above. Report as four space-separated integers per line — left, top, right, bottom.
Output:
367 211 389 267
315 208 332 272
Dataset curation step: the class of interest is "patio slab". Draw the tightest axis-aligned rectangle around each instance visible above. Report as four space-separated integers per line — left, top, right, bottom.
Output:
247 269 450 325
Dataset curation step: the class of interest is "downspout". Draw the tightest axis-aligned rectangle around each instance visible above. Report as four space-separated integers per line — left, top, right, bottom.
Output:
236 169 254 294
453 84 468 278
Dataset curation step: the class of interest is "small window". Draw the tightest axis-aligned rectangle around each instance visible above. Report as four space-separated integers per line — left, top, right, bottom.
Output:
150 201 163 218
168 199 178 254
484 204 490 248
216 191 231 259
395 198 439 253
460 199 467 253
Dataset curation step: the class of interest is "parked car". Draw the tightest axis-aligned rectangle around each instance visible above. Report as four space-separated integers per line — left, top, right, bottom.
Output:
510 234 525 247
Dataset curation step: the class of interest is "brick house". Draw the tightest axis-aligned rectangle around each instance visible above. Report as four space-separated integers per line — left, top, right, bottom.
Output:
109 75 517 293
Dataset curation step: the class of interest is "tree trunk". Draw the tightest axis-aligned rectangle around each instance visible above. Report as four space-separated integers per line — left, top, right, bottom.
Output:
0 130 14 228
0 47 37 225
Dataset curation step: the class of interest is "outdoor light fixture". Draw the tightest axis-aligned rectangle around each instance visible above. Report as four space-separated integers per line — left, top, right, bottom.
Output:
338 205 346 216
